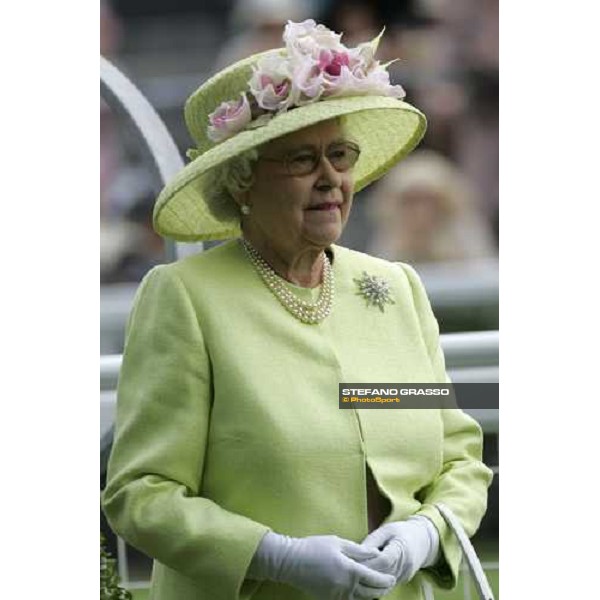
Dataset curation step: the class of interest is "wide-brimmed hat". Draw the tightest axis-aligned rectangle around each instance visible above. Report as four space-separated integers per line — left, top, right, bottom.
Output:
153 20 427 241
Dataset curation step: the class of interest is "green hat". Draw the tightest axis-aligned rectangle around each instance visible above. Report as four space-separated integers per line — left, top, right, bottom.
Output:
153 20 427 241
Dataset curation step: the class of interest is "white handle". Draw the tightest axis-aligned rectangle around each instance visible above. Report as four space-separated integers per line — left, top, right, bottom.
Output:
434 503 495 600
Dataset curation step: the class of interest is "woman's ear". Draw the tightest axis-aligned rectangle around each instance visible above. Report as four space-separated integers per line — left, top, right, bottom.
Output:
231 190 252 217
232 190 250 211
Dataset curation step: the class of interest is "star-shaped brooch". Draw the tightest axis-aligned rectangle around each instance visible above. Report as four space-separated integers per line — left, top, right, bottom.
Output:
353 271 396 312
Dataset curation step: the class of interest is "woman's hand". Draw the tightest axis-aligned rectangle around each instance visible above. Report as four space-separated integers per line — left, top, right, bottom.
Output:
359 516 440 584
248 532 397 599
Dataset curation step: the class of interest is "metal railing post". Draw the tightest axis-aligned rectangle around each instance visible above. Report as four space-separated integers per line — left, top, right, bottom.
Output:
100 55 202 262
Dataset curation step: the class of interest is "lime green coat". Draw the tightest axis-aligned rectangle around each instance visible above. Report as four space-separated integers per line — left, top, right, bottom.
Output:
101 240 492 600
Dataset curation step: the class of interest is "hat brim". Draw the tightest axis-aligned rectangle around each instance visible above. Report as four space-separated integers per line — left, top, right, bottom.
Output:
153 95 426 242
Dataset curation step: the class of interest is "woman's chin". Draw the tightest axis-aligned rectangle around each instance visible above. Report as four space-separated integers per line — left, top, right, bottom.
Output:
303 224 343 248
302 212 344 245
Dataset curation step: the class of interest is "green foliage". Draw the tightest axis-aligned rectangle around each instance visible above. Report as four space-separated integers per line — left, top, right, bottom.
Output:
101 533 132 600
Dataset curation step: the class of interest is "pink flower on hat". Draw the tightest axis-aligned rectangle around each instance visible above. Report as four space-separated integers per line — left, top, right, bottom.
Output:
318 49 350 76
207 93 252 143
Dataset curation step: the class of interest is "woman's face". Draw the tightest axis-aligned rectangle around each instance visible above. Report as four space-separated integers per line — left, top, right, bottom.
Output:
242 119 355 254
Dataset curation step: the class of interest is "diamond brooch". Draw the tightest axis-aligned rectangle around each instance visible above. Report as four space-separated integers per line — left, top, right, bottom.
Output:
354 271 395 312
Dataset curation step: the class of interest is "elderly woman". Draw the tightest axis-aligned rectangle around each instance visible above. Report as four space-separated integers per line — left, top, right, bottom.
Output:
101 20 492 600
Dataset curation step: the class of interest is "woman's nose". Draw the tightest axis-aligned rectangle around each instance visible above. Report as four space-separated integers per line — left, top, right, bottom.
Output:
315 153 343 188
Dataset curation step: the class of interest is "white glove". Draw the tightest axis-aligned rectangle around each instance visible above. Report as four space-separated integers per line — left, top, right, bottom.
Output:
247 531 397 600
359 516 440 584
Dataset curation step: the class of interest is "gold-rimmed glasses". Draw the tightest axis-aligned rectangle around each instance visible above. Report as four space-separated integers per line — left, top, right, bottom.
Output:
259 141 361 176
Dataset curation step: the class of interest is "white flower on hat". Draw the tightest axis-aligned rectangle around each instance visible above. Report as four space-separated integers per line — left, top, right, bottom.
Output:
350 27 385 68
207 93 252 142
249 54 296 112
283 19 343 59
338 29 406 99
289 55 325 105
328 64 406 99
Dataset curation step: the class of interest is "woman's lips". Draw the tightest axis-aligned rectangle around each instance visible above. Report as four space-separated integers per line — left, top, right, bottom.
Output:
306 203 341 211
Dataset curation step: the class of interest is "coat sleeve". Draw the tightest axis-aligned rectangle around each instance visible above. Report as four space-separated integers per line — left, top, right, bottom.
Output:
398 262 494 590
101 265 270 599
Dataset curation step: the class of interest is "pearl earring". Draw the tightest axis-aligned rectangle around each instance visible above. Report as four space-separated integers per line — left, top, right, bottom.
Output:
240 204 251 215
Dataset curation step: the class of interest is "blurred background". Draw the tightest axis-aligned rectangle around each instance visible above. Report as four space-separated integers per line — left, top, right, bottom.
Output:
100 1 499 597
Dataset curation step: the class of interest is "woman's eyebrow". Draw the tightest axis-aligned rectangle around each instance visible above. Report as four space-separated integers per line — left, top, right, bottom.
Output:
285 139 349 153
284 143 319 153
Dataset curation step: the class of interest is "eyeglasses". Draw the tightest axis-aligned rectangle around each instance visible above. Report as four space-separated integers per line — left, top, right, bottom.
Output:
259 141 361 177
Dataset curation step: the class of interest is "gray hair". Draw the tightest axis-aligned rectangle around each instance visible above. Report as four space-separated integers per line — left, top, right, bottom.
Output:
198 147 260 222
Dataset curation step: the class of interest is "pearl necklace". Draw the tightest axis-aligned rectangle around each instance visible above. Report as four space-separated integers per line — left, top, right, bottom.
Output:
240 238 334 324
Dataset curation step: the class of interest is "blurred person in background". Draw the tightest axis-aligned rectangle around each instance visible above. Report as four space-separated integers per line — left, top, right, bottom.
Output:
322 0 381 47
102 19 491 600
454 0 499 243
320 0 421 66
409 0 498 242
367 150 495 264
100 190 165 283
394 10 466 159
214 0 315 69
370 0 498 246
